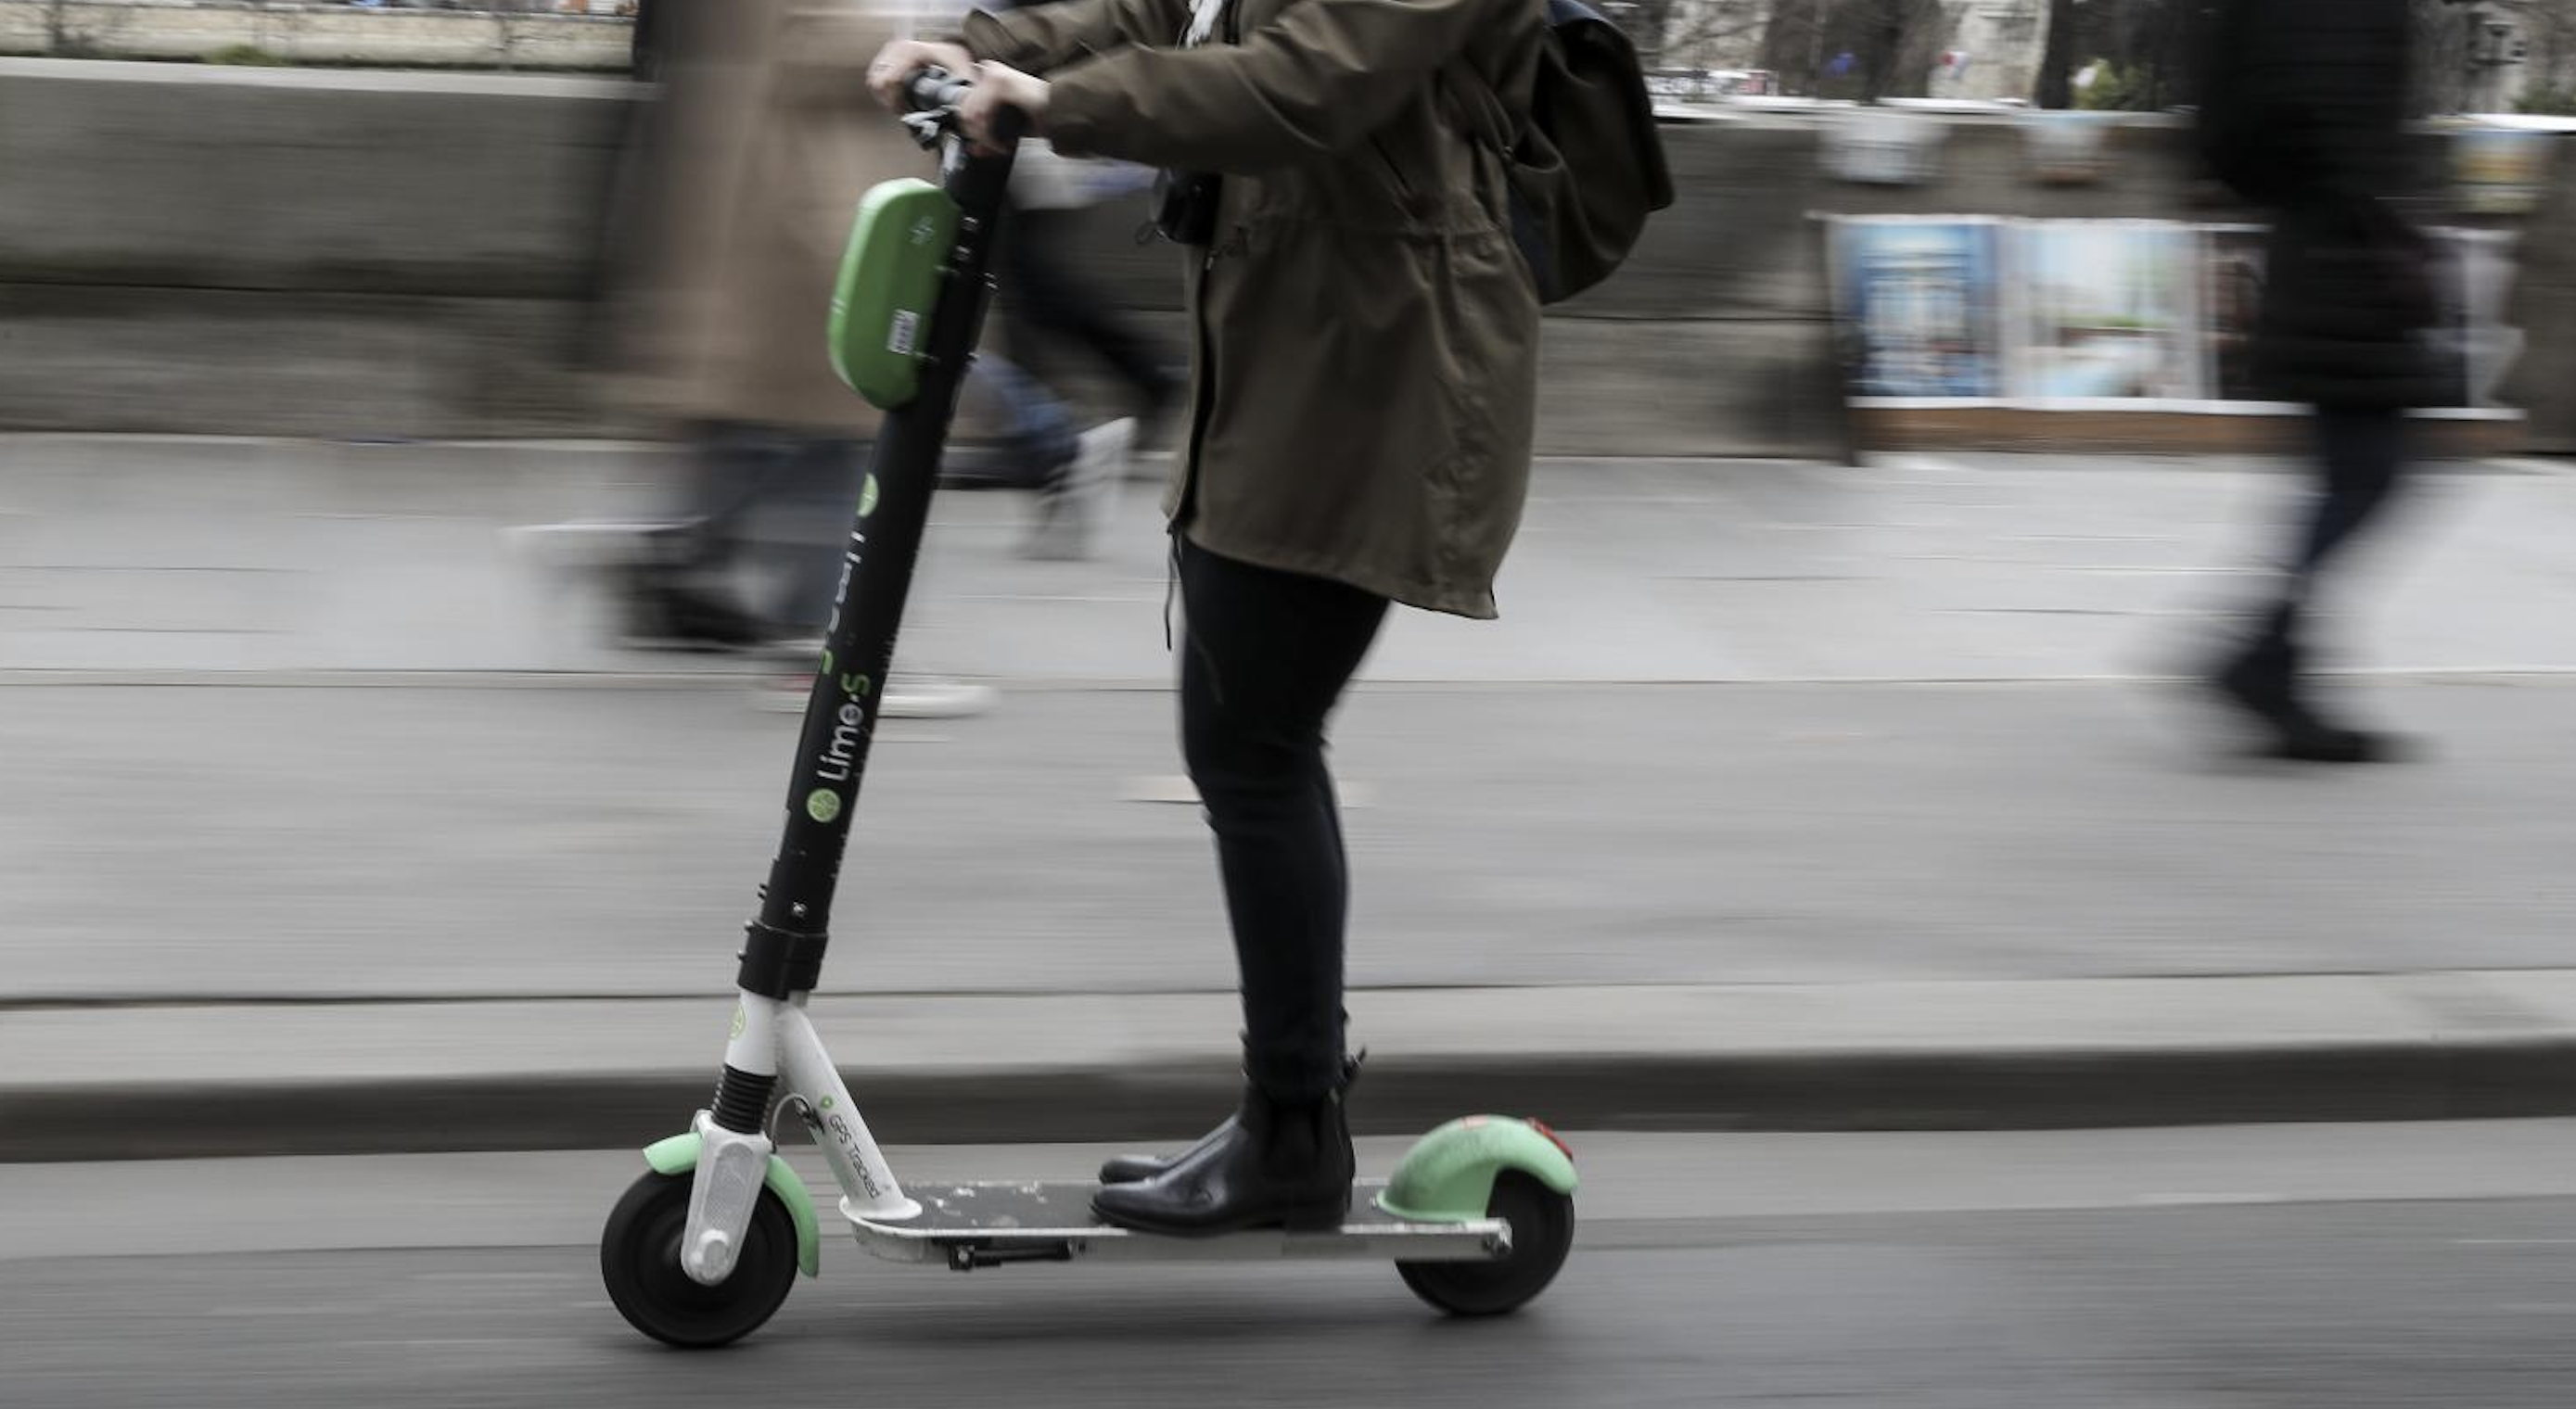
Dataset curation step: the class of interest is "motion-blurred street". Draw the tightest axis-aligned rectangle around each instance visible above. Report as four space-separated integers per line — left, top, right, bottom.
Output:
10 1124 2576 1408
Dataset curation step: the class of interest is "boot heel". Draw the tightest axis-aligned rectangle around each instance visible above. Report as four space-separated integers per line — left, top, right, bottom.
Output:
1278 1193 1352 1233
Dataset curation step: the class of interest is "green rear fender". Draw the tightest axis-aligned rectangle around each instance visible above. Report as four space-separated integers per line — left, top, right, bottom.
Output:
1376 1115 1578 1223
643 1133 822 1279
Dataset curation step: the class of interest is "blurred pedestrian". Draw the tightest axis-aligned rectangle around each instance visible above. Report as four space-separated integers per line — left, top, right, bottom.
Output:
595 0 1127 716
876 0 1163 565
2192 0 2444 762
984 0 1185 445
872 0 1545 1236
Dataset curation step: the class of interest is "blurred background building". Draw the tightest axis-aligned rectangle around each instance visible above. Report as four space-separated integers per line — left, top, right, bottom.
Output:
1597 0 2576 113
7 1 2574 111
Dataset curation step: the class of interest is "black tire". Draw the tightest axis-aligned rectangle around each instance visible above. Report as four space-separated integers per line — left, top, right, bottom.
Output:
1396 1171 1576 1317
600 1169 798 1349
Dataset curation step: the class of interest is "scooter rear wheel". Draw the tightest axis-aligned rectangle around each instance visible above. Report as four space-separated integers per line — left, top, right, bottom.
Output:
601 1169 798 1348
1396 1171 1575 1316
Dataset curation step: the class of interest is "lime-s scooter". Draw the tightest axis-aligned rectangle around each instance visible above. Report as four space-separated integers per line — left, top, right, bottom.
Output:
597 70 1579 1350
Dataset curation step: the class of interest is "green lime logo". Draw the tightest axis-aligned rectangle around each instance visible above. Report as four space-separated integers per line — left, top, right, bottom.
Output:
729 1007 746 1040
858 475 879 519
806 788 843 824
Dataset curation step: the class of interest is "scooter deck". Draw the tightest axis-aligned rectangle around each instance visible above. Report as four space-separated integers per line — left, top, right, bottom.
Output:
845 1179 1511 1271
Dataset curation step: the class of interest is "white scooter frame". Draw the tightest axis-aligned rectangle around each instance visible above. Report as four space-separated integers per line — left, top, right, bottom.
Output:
686 993 1511 1277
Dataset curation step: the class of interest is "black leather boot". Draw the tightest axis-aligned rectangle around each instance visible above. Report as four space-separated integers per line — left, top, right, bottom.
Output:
1090 1076 1355 1237
1096 1054 1362 1186
1097 1123 1231 1186
2211 638 2405 764
1098 1153 1160 1184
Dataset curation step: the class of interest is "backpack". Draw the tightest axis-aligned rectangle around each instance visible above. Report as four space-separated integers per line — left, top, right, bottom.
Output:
1488 0 1677 304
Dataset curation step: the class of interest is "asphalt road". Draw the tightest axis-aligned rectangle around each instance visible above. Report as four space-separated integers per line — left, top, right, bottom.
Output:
9 1125 2576 1408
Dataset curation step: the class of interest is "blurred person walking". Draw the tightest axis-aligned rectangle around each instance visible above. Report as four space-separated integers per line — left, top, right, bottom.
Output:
984 2 1186 442
988 137 1165 559
598 0 1128 715
865 0 1168 565
2192 0 2444 761
870 0 1554 1237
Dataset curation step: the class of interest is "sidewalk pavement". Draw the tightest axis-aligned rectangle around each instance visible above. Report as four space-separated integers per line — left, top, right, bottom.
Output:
3 437 2573 1159
5 435 2573 682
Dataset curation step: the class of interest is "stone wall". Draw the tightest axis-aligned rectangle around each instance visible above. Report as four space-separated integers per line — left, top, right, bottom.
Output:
0 1 632 70
1 58 2567 457
0 58 630 438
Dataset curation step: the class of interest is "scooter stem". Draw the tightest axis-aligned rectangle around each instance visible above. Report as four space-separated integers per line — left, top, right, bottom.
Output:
716 83 1027 1135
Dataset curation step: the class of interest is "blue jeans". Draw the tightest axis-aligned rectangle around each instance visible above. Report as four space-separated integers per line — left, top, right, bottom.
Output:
967 353 1079 484
683 356 1078 632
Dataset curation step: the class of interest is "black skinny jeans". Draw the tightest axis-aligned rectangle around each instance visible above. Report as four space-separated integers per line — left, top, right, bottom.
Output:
2256 406 2412 655
1178 541 1390 1102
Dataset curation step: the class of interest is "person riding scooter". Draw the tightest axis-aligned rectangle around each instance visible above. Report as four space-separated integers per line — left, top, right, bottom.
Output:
871 0 1546 1237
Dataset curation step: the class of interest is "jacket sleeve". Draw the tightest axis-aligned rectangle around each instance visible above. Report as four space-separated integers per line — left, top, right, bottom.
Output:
959 1 1191 74
1037 0 1511 172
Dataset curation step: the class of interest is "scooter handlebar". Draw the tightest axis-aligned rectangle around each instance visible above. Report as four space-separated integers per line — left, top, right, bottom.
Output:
897 66 1028 149
903 66 972 117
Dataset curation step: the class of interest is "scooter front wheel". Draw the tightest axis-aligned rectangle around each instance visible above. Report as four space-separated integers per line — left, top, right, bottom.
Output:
601 1169 799 1348
1396 1171 1575 1317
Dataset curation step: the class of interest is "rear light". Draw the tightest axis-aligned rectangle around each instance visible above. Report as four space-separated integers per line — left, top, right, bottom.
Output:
1525 1117 1574 1161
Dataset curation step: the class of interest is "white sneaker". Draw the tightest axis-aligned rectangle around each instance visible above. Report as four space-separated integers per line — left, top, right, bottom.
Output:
881 674 1000 719
501 520 670 572
1022 417 1133 562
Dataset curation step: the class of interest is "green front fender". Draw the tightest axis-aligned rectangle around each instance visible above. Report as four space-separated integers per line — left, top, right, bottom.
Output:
643 1133 822 1279
1375 1115 1579 1224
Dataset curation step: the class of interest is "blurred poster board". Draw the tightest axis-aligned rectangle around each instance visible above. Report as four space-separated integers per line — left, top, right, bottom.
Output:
1829 218 2005 400
2451 127 2553 216
2201 224 2520 410
2200 224 2269 402
2010 222 2202 401
1828 215 2522 417
2431 228 2524 408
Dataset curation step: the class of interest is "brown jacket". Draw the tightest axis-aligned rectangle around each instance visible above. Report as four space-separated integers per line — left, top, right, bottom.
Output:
963 0 1543 617
615 0 937 433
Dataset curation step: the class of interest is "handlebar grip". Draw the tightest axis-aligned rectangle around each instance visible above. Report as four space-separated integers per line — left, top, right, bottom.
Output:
903 67 971 116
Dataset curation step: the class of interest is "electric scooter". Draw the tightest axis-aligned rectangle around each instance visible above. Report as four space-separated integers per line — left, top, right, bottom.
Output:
597 70 1580 1350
